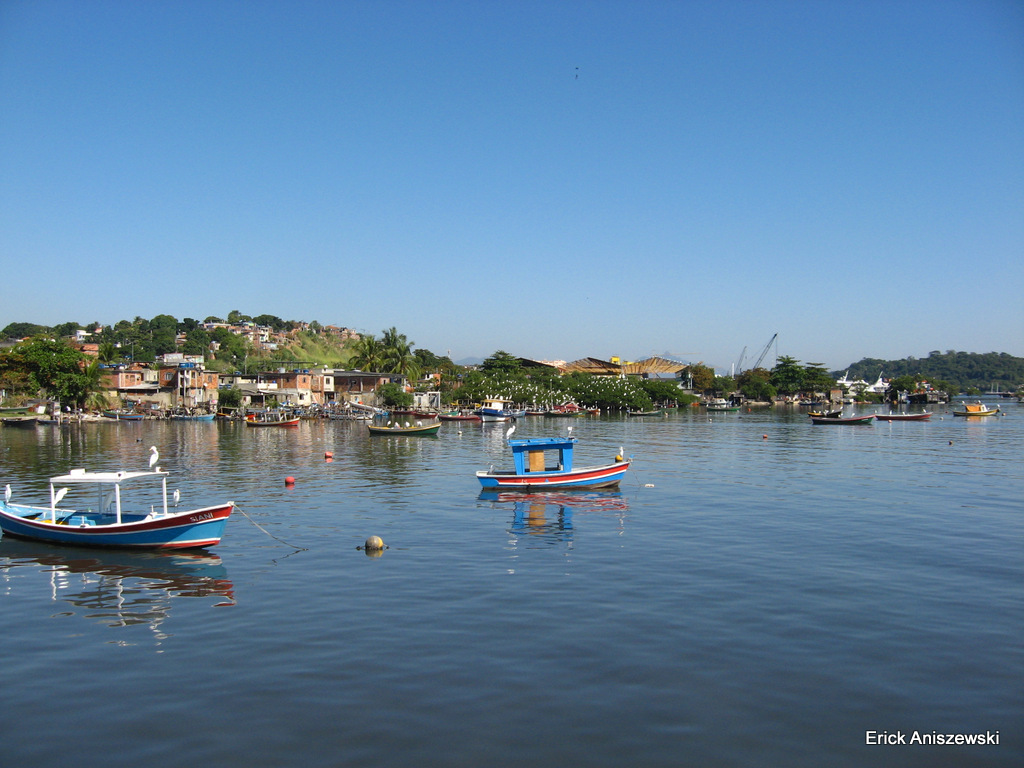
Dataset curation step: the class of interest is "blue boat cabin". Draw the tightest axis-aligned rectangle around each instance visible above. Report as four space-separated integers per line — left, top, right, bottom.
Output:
509 437 577 475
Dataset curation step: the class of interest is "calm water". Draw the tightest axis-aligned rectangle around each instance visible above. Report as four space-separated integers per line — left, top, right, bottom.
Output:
1 403 1020 767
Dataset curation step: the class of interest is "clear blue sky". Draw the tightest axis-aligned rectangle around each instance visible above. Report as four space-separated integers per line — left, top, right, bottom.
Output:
2 0 1022 372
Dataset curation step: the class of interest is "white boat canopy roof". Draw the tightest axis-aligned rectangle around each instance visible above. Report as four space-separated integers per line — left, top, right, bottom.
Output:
49 469 169 485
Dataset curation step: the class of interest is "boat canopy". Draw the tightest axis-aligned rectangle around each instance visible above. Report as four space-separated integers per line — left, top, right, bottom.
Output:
508 437 577 475
47 468 171 524
49 469 168 484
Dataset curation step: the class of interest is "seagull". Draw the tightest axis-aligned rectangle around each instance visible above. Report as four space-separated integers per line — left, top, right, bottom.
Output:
149 446 159 468
173 489 181 506
4 484 10 504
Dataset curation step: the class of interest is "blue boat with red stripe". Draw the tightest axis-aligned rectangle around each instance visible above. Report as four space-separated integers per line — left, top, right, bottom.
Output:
477 431 631 491
0 447 233 550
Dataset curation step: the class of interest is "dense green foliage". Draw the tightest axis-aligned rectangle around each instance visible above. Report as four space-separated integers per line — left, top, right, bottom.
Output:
375 382 413 408
838 351 1024 393
447 365 696 411
0 337 104 407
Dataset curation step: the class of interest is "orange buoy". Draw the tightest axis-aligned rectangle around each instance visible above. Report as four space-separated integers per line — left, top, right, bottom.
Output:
285 476 296 485
324 451 333 460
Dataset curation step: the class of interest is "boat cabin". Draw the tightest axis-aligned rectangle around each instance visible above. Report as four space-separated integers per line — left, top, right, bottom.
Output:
508 437 577 475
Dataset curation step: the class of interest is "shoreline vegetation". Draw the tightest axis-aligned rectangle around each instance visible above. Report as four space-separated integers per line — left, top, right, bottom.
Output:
2 315 1023 413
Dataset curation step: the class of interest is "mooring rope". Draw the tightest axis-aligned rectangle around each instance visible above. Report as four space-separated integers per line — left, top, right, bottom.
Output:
234 504 309 551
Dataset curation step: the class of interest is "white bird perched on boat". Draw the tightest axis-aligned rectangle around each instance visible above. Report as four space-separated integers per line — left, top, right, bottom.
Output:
53 487 68 505
4 484 10 504
506 425 516 441
173 489 180 506
149 446 159 468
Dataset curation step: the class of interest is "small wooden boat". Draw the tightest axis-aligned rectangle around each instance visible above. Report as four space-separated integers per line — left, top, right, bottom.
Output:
952 401 1000 417
477 435 631 490
1 415 38 427
170 412 216 422
367 420 441 436
706 398 740 412
103 410 145 421
874 412 932 421
627 409 663 417
476 397 515 422
807 409 843 418
438 410 482 421
245 410 300 427
810 414 874 425
0 451 233 549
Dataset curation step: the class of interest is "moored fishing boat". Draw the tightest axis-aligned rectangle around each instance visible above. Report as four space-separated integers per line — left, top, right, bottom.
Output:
0 448 233 549
1 415 38 427
706 398 740 412
809 413 874 425
874 411 932 421
476 397 515 422
952 401 1000 417
438 409 481 421
103 409 145 421
367 420 441 436
170 411 216 421
245 409 300 427
477 433 631 490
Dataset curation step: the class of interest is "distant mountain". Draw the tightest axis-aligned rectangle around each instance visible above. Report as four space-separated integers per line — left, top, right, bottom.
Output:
455 356 484 367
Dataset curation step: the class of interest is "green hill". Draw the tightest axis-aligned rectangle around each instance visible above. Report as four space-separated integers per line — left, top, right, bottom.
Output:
836 351 1024 392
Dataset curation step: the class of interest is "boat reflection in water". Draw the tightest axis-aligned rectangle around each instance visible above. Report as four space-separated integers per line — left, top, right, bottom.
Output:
0 539 234 641
478 490 629 547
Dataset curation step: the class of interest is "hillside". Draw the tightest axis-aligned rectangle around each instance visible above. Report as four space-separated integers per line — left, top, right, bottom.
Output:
836 351 1024 392
254 330 356 368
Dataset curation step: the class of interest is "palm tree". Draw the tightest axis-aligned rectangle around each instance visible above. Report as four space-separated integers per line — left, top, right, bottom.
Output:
380 327 420 380
97 341 119 364
350 334 385 371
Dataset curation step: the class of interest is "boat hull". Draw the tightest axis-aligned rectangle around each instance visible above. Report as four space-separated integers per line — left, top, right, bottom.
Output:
874 412 932 421
367 423 441 436
952 409 999 417
476 461 630 490
245 418 300 427
810 415 874 425
478 409 513 422
0 502 234 549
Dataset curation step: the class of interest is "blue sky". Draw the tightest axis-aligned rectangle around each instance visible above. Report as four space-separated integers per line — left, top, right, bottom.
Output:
2 0 1022 372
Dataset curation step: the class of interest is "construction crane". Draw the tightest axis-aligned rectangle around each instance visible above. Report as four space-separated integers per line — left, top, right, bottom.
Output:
734 346 747 375
751 333 778 371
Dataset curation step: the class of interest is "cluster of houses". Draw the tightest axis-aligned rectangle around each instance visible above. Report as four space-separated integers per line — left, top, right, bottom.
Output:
100 355 405 412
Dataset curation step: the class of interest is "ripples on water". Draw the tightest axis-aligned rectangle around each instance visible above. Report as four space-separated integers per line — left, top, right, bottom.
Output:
0 405 1020 767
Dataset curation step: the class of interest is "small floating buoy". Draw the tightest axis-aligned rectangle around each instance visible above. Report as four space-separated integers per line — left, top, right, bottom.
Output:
364 535 385 551
324 451 333 459
949 440 953 445
285 476 296 486
762 434 768 440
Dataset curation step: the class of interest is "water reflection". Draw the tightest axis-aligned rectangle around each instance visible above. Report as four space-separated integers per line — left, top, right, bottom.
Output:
0 540 234 640
479 490 629 546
